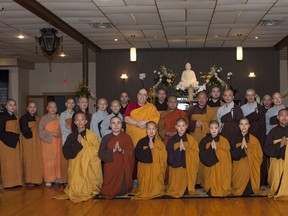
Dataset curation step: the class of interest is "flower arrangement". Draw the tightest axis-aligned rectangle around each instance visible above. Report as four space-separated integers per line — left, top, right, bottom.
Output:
139 73 146 87
153 65 177 90
76 82 96 100
197 65 237 95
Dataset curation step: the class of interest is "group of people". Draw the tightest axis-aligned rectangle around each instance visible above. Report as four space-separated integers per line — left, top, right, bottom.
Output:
0 86 288 202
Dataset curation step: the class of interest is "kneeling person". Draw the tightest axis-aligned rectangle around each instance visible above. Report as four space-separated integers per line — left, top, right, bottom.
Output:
99 116 134 199
199 120 231 197
166 118 199 198
231 118 266 196
133 121 167 199
60 113 103 203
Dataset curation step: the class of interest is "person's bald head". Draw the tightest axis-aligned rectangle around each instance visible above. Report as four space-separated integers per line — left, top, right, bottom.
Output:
167 95 178 110
263 94 272 109
272 92 283 106
245 89 256 103
47 101 57 115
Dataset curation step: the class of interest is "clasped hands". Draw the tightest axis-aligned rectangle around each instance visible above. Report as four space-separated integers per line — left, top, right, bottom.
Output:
179 139 186 151
280 136 287 148
113 141 124 153
211 139 217 150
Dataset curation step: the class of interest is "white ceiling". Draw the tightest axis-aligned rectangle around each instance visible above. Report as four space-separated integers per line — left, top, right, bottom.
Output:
0 0 287 63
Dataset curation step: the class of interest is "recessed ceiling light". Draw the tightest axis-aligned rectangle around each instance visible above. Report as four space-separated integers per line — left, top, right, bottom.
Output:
236 33 242 36
260 20 282 26
214 35 219 38
255 36 259 39
130 34 136 38
60 51 66 57
18 34 24 39
114 38 118 41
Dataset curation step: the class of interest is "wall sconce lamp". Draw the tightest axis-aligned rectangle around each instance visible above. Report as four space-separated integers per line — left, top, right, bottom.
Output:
248 72 256 78
236 46 243 61
120 74 128 80
130 47 137 62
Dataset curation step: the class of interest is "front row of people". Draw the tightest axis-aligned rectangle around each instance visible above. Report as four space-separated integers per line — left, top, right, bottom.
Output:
59 108 288 202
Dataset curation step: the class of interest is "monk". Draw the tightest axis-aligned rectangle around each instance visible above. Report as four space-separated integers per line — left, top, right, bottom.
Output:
199 120 231 197
39 101 62 187
187 91 216 184
264 108 288 200
19 101 42 186
155 88 168 111
120 91 130 115
266 92 286 134
71 96 92 132
0 99 22 188
207 86 224 113
133 121 167 199
125 88 160 146
99 116 134 199
158 95 188 145
217 89 243 146
166 118 199 198
241 89 267 186
91 98 108 141
262 94 273 112
231 118 266 196
59 98 75 184
125 88 160 186
59 112 102 202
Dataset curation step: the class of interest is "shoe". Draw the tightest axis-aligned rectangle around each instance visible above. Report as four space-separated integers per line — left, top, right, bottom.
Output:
45 182 52 187
27 183 35 187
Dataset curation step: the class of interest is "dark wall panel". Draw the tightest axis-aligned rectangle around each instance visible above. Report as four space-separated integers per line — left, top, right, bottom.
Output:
96 48 279 103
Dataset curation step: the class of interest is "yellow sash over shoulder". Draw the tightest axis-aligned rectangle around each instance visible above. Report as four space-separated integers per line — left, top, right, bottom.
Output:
126 102 160 146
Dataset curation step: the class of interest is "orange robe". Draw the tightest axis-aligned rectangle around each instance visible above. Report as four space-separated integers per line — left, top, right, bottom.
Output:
166 134 199 198
39 114 62 183
0 112 22 188
126 102 160 146
158 109 188 144
20 116 43 184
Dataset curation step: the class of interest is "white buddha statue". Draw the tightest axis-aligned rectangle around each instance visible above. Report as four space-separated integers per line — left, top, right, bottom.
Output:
178 63 199 89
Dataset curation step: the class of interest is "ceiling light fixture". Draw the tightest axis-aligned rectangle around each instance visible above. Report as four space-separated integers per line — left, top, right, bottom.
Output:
114 38 118 42
255 36 259 39
248 72 256 78
120 74 128 80
236 46 243 61
60 51 66 57
18 34 24 39
35 27 63 71
130 47 137 62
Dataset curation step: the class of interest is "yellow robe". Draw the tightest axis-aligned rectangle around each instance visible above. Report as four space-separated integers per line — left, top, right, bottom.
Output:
166 134 199 198
268 137 288 200
55 129 102 203
202 135 231 196
232 135 267 196
126 102 160 146
133 138 167 200
189 105 216 185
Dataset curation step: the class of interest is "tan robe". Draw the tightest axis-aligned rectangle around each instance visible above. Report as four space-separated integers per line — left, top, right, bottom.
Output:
166 134 199 198
0 120 22 188
39 114 61 183
232 135 267 196
21 119 43 184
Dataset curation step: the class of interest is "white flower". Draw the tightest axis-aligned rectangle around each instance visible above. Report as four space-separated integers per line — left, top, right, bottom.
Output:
153 70 157 74
227 77 231 80
158 72 161 75
139 73 146 80
167 79 171 83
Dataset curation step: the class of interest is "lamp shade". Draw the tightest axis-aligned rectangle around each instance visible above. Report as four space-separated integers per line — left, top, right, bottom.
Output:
130 47 137 62
236 46 243 61
36 28 62 57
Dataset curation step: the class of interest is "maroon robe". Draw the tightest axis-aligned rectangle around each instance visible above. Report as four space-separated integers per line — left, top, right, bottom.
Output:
98 132 134 199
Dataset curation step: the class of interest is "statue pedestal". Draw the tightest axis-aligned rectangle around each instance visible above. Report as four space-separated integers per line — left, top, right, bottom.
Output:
187 85 195 106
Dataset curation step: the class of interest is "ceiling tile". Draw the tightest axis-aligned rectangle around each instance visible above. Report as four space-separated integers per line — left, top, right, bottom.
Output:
159 10 185 22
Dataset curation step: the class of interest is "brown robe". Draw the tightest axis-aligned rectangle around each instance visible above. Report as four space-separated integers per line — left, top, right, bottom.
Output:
0 111 22 188
220 104 243 146
98 132 134 199
20 113 43 184
158 109 188 144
